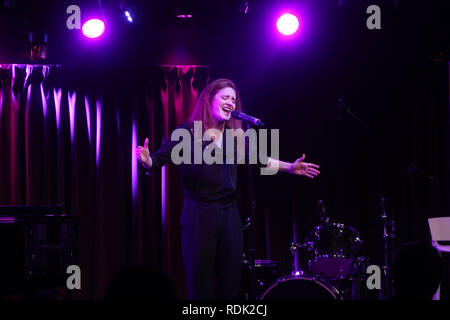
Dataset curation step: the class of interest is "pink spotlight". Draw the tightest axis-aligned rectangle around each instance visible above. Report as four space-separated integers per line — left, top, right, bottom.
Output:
82 19 105 38
276 13 300 36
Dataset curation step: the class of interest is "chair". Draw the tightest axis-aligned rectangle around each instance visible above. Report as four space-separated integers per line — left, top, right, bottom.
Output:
428 217 450 253
428 217 450 300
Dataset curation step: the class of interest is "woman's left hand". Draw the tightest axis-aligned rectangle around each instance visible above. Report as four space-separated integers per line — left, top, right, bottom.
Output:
290 154 321 178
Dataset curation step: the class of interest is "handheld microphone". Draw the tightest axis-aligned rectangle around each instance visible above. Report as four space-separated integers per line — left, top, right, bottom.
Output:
231 110 264 127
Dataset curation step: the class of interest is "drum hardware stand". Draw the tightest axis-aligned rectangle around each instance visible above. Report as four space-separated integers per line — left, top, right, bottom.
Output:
290 241 313 276
341 247 365 300
317 200 330 225
380 197 395 300
243 217 251 231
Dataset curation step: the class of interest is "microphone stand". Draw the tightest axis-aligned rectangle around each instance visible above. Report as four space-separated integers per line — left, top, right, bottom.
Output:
337 98 434 300
241 118 265 300
243 202 257 300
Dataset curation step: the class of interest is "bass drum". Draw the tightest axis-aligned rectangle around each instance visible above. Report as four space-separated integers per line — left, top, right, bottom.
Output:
259 276 341 300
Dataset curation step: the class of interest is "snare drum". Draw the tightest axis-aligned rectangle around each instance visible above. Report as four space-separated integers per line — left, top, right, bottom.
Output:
259 276 341 300
308 223 363 279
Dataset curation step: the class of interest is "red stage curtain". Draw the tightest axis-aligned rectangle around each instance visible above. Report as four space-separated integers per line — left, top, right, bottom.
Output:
0 64 209 299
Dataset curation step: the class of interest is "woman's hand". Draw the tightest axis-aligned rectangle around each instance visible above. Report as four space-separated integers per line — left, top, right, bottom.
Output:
136 138 152 169
290 154 320 178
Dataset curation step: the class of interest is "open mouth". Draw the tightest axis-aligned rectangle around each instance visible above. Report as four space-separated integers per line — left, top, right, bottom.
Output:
222 106 232 116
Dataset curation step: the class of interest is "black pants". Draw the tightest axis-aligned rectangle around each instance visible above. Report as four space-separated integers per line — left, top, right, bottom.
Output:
181 198 243 300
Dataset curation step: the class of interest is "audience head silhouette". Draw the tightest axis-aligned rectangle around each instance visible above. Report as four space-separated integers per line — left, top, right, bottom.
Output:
392 241 442 299
104 265 176 300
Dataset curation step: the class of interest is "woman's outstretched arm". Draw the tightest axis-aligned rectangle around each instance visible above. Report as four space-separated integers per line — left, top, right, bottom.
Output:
268 154 320 178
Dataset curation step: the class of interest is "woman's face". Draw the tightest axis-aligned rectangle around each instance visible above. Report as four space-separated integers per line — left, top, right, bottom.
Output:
210 87 236 124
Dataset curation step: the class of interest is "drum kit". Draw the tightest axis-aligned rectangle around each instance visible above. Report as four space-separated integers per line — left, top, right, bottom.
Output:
241 203 370 300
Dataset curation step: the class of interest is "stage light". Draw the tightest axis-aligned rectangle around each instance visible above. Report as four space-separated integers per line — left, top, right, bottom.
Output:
240 1 249 15
124 11 133 23
276 13 299 36
82 19 105 38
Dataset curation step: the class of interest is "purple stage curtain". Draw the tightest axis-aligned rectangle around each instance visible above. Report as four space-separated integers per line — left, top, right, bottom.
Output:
0 64 209 299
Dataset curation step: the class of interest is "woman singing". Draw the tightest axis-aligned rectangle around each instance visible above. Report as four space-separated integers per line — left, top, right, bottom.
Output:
136 78 320 299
